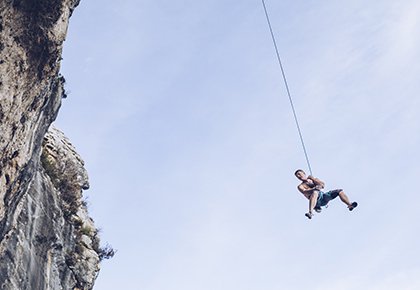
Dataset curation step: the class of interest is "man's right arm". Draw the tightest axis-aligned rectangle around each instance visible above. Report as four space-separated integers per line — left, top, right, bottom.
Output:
308 175 325 189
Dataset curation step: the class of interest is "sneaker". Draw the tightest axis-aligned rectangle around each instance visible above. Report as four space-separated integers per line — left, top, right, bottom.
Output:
314 206 322 213
305 212 313 219
349 202 358 211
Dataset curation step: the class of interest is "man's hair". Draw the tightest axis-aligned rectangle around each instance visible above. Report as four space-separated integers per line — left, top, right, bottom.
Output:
294 169 305 176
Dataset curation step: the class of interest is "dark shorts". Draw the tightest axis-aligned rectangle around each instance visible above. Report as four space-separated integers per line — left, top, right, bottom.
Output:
316 189 342 207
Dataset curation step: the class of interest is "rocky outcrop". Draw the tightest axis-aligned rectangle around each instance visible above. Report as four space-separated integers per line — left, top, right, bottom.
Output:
0 1 104 289
0 127 101 289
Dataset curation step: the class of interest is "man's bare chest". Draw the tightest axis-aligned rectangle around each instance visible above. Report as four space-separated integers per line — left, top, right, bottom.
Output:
302 180 315 189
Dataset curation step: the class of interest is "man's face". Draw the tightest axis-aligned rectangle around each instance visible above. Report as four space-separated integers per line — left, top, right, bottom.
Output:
295 170 306 181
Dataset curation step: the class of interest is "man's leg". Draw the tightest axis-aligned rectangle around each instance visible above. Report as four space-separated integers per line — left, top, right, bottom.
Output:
338 190 357 209
308 191 319 215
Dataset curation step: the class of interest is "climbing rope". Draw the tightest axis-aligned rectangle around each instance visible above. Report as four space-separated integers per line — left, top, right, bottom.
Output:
261 0 313 176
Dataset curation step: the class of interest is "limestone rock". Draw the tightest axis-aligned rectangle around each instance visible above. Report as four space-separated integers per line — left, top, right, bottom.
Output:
0 0 103 289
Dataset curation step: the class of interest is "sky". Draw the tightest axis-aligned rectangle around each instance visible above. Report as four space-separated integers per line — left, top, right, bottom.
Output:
56 0 420 289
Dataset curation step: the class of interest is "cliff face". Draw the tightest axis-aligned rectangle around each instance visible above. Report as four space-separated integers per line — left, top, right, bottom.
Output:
0 1 102 289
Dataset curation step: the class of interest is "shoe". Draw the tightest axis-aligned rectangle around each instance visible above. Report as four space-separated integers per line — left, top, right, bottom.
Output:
305 212 313 219
349 202 358 211
314 206 322 213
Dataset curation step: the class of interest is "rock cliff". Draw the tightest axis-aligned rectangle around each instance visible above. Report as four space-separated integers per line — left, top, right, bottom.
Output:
0 0 104 289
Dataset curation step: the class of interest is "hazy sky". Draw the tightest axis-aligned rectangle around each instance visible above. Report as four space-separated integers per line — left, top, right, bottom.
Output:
56 1 420 289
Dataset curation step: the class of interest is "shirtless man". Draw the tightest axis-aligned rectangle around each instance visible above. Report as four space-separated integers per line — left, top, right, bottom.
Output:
295 169 358 219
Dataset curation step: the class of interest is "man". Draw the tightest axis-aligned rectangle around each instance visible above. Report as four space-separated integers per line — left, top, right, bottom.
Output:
295 169 358 219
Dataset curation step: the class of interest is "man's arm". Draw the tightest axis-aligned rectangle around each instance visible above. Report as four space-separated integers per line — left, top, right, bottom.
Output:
308 175 325 189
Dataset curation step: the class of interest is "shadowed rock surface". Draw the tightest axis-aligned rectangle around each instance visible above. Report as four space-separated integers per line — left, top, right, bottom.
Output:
0 0 102 289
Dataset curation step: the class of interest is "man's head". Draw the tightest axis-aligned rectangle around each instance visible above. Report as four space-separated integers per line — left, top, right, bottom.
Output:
294 169 306 180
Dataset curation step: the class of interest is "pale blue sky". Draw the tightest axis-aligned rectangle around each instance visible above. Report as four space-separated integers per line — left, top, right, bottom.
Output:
56 1 420 289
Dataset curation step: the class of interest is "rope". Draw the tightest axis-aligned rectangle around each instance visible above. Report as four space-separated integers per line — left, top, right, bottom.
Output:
261 0 313 176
